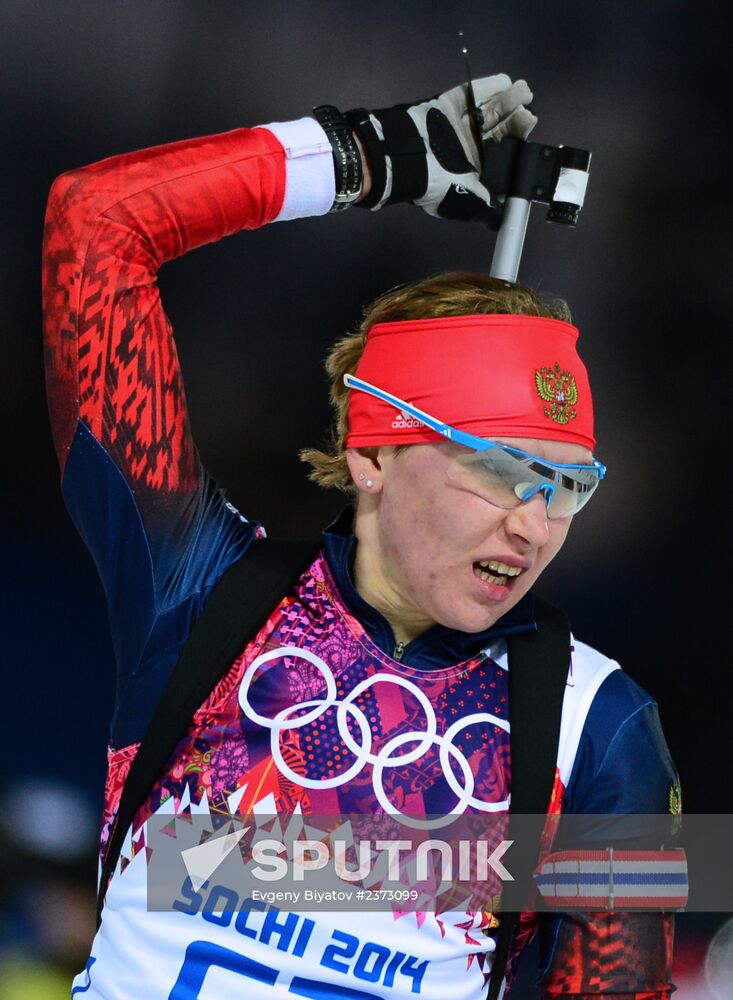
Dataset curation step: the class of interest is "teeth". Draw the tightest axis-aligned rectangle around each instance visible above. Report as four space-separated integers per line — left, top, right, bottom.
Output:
473 559 525 587
476 559 523 577
476 568 506 585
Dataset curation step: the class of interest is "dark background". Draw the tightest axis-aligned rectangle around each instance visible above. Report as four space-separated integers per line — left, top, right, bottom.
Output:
1 1 730 994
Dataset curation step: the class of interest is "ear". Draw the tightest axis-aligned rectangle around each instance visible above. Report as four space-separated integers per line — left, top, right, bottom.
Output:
345 447 386 495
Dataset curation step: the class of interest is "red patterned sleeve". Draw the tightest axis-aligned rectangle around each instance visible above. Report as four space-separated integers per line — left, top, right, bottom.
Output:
545 994 670 999
42 126 287 487
544 994 670 999
537 910 675 998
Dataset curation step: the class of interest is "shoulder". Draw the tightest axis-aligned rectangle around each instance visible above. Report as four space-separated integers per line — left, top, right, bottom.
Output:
556 635 620 784
559 636 678 814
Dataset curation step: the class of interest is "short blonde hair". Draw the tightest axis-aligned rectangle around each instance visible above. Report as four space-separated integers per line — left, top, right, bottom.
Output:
300 272 572 492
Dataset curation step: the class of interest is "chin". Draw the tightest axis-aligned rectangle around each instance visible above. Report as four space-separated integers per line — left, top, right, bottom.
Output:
449 584 529 634
436 604 505 635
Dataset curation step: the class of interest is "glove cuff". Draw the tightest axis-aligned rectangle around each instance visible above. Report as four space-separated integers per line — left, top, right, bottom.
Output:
348 105 428 209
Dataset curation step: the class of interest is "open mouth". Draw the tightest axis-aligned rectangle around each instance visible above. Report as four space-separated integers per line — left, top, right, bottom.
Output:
472 559 525 588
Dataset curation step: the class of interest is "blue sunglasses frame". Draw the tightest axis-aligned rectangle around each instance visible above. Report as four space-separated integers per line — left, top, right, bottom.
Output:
343 373 606 508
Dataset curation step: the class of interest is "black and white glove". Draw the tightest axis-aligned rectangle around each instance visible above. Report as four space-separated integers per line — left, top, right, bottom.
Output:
347 74 536 224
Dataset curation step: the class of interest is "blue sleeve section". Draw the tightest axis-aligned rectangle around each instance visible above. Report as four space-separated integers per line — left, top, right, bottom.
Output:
563 669 679 815
61 419 257 749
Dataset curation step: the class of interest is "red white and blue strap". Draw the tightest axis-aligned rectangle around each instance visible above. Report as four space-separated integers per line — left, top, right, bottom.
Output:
534 848 688 909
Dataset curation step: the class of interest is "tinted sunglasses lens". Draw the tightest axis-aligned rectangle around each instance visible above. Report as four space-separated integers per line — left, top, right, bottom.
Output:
450 452 523 508
544 466 599 518
454 450 600 517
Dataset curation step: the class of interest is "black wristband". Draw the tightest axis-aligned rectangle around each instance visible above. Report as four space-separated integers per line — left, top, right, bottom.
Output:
345 108 387 209
312 105 363 212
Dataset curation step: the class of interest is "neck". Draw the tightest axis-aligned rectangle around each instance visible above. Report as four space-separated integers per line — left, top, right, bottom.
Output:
352 503 434 646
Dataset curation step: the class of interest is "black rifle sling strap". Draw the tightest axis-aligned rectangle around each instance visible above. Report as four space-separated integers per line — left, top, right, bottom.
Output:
486 595 571 1000
96 537 321 927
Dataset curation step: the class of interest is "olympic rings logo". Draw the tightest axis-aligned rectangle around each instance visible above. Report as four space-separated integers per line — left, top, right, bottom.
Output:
238 646 510 830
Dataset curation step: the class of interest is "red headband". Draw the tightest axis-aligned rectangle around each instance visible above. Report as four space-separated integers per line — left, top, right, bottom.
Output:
345 314 595 451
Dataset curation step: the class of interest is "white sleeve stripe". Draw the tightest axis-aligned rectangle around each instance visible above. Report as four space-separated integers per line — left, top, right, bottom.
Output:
262 117 335 222
556 640 621 784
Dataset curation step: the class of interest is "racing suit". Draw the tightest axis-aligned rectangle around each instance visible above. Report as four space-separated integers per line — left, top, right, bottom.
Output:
43 116 678 999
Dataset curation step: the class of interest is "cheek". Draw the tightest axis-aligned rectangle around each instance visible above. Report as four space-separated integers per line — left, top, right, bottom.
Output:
378 485 433 564
379 476 458 571
413 486 476 562
379 454 516 576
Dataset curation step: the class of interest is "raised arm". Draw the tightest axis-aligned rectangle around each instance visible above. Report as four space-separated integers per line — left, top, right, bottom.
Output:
42 120 335 745
43 120 333 481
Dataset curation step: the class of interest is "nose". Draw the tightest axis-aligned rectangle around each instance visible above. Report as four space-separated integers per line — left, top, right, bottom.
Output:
503 493 551 548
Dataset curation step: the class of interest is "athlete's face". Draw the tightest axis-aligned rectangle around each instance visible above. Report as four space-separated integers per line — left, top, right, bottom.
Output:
347 438 592 644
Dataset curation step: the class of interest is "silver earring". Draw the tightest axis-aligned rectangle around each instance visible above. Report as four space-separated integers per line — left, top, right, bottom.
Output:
358 473 366 481
366 480 374 488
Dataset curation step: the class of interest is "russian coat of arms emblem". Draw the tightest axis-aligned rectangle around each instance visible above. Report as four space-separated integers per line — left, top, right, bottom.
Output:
534 362 578 424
